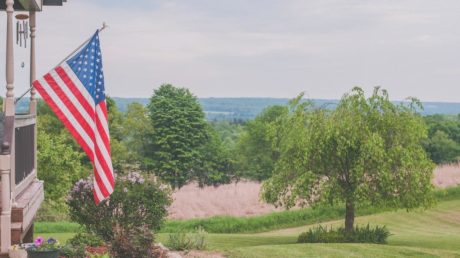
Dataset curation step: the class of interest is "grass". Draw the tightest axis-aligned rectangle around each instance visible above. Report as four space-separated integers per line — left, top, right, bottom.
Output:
162 199 460 257
35 221 82 233
226 244 460 258
36 186 460 235
35 200 460 257
35 186 460 257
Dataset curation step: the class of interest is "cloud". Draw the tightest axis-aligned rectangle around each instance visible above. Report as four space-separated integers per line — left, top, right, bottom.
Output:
0 0 459 101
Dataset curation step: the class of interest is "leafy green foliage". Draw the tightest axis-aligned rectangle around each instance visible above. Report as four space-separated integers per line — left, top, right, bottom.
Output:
297 224 390 244
67 172 171 257
423 114 460 164
67 233 105 248
60 244 86 258
146 84 235 188
262 87 435 232
37 117 88 219
122 102 154 166
146 84 208 188
210 121 244 149
166 227 208 251
196 127 236 186
424 130 460 164
236 105 287 181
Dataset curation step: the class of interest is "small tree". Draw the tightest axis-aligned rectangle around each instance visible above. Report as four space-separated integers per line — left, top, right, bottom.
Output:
262 87 434 232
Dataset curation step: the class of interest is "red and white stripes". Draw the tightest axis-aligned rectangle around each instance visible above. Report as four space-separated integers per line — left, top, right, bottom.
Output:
33 62 114 204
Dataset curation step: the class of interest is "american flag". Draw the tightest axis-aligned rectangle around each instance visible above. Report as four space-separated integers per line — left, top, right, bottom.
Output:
33 31 115 204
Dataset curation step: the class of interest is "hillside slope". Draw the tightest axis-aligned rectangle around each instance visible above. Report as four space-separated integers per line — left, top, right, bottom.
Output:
166 199 460 257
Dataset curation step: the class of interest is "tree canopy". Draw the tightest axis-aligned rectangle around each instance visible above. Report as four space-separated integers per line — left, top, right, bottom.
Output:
236 105 287 181
146 84 233 188
262 87 435 232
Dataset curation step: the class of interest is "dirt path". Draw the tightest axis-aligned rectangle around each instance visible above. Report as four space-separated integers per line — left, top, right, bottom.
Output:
168 164 460 220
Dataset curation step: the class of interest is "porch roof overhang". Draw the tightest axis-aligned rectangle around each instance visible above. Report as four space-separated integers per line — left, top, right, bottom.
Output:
0 0 68 12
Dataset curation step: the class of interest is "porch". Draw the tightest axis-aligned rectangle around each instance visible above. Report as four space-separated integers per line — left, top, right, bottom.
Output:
0 0 69 256
0 113 43 246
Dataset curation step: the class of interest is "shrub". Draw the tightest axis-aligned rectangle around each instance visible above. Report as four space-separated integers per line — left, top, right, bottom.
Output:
67 172 171 258
297 224 390 244
60 244 86 258
60 232 105 258
166 227 208 251
36 199 70 222
68 232 105 248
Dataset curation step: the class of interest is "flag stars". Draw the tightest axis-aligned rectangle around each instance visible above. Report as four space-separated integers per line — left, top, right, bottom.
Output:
67 32 105 104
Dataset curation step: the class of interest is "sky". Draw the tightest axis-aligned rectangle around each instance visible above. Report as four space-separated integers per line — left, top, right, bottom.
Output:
1 0 460 101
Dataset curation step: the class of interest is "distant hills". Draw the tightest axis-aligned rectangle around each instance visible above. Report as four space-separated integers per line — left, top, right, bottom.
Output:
13 97 460 121
113 97 460 121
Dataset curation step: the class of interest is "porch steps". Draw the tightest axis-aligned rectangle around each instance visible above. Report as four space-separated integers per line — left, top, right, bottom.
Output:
0 180 44 245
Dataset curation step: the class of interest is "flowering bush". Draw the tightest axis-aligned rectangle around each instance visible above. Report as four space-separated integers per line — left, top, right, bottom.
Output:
27 236 61 251
67 172 171 258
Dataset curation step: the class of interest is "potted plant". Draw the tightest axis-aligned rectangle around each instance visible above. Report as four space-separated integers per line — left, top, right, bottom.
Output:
26 237 61 258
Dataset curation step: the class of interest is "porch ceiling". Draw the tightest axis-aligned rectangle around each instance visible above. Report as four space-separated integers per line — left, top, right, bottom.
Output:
0 0 68 11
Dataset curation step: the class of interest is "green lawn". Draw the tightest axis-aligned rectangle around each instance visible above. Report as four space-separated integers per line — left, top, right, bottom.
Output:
159 199 460 257
38 199 460 257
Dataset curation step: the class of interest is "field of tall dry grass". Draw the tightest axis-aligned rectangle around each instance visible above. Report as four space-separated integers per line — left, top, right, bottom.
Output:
168 164 460 220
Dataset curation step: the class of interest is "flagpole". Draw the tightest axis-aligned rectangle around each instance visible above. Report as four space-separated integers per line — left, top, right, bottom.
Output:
15 23 109 104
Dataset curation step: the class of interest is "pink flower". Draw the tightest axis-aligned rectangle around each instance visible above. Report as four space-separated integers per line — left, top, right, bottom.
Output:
34 236 44 247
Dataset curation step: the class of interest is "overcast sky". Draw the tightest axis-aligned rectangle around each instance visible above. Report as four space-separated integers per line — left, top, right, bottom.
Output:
1 0 460 101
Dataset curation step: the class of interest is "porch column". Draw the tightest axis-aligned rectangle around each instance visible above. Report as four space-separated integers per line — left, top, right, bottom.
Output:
29 10 37 114
1 0 15 252
29 11 38 181
5 0 14 115
0 154 11 253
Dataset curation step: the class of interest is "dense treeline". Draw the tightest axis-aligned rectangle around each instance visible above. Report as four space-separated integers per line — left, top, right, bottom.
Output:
423 114 460 164
32 85 458 221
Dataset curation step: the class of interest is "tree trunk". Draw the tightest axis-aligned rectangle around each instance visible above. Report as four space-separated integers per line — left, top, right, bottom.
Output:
345 199 355 233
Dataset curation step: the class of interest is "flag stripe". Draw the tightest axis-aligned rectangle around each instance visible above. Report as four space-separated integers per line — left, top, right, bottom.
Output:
93 163 111 197
95 106 111 155
56 64 95 116
93 180 104 204
49 69 95 127
44 73 97 147
33 80 95 161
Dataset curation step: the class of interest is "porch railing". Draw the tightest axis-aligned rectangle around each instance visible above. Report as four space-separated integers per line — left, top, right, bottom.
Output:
13 114 36 198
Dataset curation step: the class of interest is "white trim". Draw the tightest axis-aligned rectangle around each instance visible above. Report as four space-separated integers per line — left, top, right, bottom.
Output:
13 169 36 199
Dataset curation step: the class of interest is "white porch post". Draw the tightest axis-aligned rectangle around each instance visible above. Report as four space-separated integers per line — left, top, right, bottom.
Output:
29 10 38 183
5 0 14 113
0 154 12 253
1 0 15 252
29 10 36 113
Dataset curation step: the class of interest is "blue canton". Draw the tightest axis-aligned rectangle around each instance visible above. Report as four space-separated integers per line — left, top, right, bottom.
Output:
67 31 105 104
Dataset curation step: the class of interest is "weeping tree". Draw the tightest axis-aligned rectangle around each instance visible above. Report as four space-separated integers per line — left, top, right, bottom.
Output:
262 87 434 232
